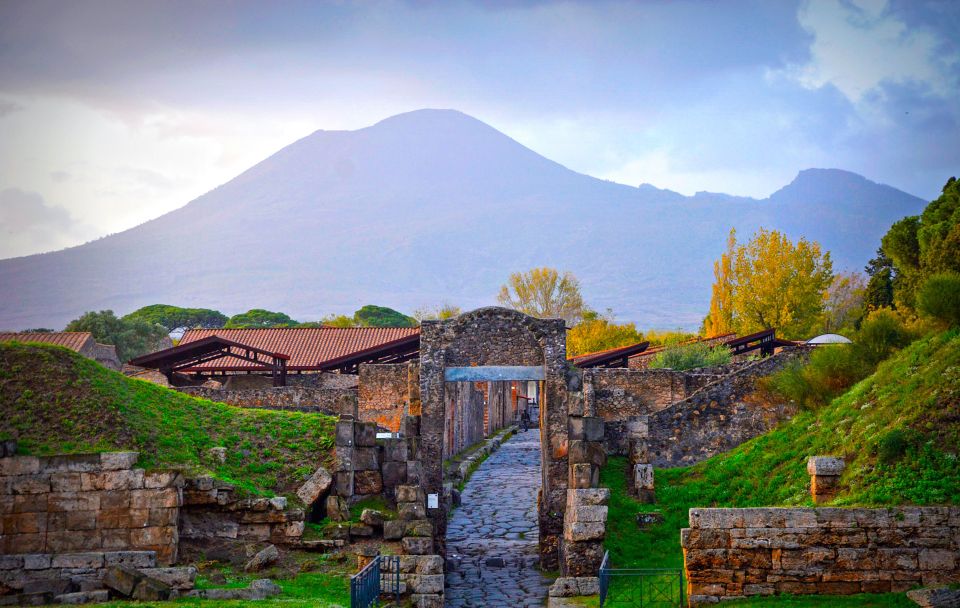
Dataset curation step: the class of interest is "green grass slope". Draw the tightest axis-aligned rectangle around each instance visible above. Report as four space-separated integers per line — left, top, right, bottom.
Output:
0 343 336 498
604 328 960 573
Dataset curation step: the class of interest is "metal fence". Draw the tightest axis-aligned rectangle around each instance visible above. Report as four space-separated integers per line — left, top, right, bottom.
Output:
350 555 400 608
599 551 685 608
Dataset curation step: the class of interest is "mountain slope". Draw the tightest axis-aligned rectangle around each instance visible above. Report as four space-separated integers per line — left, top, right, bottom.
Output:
0 109 926 331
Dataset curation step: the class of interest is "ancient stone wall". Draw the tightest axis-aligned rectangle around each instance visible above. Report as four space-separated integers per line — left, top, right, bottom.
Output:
0 452 181 565
682 507 960 606
358 363 415 432
179 477 304 546
177 386 357 417
586 368 723 454
642 349 805 467
443 382 486 460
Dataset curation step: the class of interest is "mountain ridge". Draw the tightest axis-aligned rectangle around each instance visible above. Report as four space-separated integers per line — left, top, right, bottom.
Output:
0 109 926 332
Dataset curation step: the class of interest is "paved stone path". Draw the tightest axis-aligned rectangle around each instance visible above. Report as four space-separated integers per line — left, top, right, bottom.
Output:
445 428 551 607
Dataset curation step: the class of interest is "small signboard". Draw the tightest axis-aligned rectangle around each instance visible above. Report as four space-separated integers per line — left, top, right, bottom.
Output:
427 493 439 509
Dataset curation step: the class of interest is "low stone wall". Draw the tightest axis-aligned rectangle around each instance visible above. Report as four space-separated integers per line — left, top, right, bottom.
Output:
179 477 304 545
0 550 158 599
642 348 806 467
0 452 181 565
681 507 960 606
177 386 357 417
381 554 444 606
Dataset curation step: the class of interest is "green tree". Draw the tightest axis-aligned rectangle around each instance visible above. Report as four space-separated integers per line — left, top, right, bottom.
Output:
567 309 643 357
352 305 417 328
706 228 834 339
864 248 895 310
881 177 960 309
65 310 169 361
497 267 586 324
123 304 227 333
320 314 357 328
225 309 299 329
916 273 960 328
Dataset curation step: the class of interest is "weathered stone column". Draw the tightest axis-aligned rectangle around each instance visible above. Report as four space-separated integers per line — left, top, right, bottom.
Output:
633 463 655 503
806 456 845 504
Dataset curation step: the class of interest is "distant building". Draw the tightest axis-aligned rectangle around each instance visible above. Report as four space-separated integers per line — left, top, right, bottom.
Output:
0 332 121 370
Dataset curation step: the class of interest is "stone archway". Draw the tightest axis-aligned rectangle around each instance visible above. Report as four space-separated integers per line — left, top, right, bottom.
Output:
418 307 572 570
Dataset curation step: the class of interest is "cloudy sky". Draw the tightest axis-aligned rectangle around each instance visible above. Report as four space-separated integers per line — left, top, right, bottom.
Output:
0 0 957 259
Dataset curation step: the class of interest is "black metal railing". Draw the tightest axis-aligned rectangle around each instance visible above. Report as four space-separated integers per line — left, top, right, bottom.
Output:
599 551 685 607
350 555 400 608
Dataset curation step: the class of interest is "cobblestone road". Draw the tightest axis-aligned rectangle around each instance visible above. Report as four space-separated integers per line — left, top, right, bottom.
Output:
445 428 551 607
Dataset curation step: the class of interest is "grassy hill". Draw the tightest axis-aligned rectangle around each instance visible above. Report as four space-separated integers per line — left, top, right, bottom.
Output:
604 328 960 575
0 342 337 499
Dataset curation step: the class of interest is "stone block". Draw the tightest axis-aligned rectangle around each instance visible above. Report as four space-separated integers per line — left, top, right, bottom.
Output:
407 574 444 594
570 505 608 523
143 471 184 489
22 554 50 570
244 544 279 572
568 417 604 442
569 463 599 489
355 422 377 447
0 555 24 570
80 469 144 491
325 495 350 522
634 463 655 490
806 456 845 476
9 475 50 494
383 520 406 540
45 530 101 552
54 590 110 604
349 523 374 537
104 565 142 596
410 593 444 608
396 485 425 503
352 447 379 471
334 471 353 496
399 502 426 520
919 549 957 571
335 420 355 446
48 472 82 492
907 587 960 608
100 452 139 471
360 509 385 528
383 440 409 462
568 440 606 467
295 466 332 506
406 460 423 484
382 461 407 487
353 470 382 495
564 521 605 542
36 455 96 474
415 555 444 574
132 576 172 601
402 537 434 555
548 577 578 597
567 488 610 506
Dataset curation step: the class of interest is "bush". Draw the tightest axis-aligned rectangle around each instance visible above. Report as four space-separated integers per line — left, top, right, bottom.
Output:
856 308 915 365
877 429 912 465
649 341 731 371
764 344 868 409
917 273 960 327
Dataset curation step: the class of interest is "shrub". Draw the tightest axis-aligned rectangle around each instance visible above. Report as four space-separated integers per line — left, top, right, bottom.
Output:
917 273 960 327
764 344 868 409
649 341 731 371
877 429 911 465
856 308 915 365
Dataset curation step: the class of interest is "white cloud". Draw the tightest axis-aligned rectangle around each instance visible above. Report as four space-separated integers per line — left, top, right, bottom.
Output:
787 0 955 102
0 188 95 258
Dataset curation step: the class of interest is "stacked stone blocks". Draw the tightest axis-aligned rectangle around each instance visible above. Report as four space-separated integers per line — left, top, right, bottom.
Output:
179 477 303 545
0 452 181 565
561 416 608 577
807 456 845 504
681 507 960 606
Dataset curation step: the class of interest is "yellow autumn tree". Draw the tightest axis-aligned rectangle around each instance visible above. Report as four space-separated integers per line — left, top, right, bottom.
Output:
707 228 833 339
497 267 585 324
567 309 643 357
704 229 736 337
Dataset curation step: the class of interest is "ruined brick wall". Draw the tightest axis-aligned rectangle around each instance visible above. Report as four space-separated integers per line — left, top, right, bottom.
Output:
443 382 486 460
358 363 414 432
179 477 304 545
643 349 805 467
0 452 181 564
682 507 960 606
288 372 358 389
177 386 357 417
587 368 724 454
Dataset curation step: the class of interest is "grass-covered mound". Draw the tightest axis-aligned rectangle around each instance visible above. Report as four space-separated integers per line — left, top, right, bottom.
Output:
604 328 960 571
0 342 336 498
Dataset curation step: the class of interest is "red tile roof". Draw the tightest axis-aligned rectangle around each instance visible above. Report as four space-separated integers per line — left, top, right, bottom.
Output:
0 332 94 352
179 327 420 371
